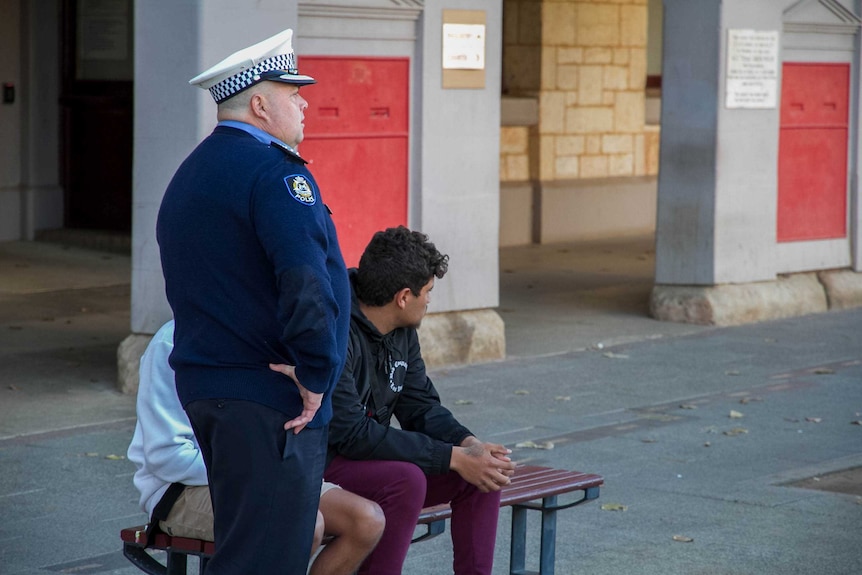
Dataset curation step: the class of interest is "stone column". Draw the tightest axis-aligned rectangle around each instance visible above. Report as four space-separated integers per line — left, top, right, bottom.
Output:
416 0 506 367
120 0 299 393
650 0 861 325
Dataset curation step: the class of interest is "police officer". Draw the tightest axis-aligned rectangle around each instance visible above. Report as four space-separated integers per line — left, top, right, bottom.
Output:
156 29 351 575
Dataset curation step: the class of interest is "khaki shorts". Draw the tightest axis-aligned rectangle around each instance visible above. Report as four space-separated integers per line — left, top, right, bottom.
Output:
159 481 340 542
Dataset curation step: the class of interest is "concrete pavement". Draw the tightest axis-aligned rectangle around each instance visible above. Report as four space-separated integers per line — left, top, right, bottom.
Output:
1 238 860 575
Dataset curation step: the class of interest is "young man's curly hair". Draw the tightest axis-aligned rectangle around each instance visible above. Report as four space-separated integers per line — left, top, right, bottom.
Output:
355 226 449 307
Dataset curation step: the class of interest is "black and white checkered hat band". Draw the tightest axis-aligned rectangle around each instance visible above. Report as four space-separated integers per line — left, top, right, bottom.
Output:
209 53 298 103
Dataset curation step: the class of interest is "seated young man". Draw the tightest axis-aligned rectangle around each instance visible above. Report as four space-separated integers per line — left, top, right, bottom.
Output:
318 226 516 575
127 320 384 575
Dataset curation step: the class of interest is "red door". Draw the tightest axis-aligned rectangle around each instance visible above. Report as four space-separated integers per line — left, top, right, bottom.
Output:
777 63 849 242
298 57 409 267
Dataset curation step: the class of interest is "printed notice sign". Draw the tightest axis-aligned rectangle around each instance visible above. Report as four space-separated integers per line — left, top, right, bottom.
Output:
442 23 486 70
726 29 779 109
78 0 130 61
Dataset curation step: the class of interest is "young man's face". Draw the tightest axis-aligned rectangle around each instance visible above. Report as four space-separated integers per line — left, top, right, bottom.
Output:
402 278 434 329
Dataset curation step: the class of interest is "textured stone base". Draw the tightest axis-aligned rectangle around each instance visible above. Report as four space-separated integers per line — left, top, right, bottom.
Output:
818 269 862 310
418 309 506 369
650 269 862 326
117 333 155 395
117 309 508 393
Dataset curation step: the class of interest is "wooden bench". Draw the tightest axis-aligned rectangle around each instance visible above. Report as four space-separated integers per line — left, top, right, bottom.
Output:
121 465 603 575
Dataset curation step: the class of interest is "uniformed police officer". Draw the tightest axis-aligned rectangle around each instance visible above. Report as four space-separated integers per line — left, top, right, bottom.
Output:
156 29 351 575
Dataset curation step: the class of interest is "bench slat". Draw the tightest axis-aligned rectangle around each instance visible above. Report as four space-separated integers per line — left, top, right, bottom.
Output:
121 466 605 541
416 466 603 524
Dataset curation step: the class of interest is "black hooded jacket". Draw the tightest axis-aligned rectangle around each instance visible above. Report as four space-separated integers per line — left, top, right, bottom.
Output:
326 270 474 475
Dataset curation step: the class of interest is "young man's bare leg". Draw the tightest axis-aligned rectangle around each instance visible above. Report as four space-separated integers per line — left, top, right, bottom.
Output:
309 488 385 575
310 510 325 556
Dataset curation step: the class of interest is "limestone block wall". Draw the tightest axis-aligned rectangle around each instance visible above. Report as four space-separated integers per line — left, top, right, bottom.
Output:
500 125 531 181
501 0 660 183
499 0 661 245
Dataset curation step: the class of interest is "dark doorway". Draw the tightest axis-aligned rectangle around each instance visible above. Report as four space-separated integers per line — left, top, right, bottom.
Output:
60 0 133 232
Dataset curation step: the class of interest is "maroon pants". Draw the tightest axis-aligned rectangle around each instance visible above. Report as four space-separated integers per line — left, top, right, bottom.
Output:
324 456 501 575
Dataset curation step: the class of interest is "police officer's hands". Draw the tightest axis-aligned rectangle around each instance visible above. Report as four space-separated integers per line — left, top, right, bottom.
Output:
449 436 516 492
269 363 323 434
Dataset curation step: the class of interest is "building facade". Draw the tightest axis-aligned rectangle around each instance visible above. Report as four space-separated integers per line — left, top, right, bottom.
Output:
1 0 860 393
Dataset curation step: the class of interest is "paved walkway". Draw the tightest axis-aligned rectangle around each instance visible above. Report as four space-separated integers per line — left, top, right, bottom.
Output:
498 235 708 357
1 238 860 575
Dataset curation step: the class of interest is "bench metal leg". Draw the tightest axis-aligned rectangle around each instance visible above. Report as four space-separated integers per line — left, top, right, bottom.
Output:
509 495 560 575
123 543 168 575
166 550 188 575
539 495 558 575
199 556 210 574
412 519 447 543
510 505 529 575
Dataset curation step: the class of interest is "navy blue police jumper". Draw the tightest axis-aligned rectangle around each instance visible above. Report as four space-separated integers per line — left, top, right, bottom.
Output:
156 122 350 426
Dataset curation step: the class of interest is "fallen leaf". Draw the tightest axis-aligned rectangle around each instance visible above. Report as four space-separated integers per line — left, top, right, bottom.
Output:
600 503 627 512
729 410 744 419
515 440 554 450
555 396 571 402
703 441 711 447
725 370 741 376
105 454 125 460
7 384 18 391
672 535 694 543
739 396 762 405
85 452 99 457
679 404 697 410
454 399 474 406
851 421 862 426
514 390 529 396
641 438 658 443
602 352 629 359
812 368 834 375
723 427 748 436
805 417 822 423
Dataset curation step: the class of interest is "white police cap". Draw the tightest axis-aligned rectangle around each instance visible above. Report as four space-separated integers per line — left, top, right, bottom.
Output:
189 29 316 104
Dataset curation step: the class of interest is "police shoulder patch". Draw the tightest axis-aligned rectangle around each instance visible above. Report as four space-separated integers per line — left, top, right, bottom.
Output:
284 174 317 205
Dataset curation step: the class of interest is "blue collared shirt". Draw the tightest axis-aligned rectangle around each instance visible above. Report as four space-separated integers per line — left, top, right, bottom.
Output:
217 120 297 154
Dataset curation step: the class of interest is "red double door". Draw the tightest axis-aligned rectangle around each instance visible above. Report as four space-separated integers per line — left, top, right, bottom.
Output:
777 63 850 242
298 57 410 267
